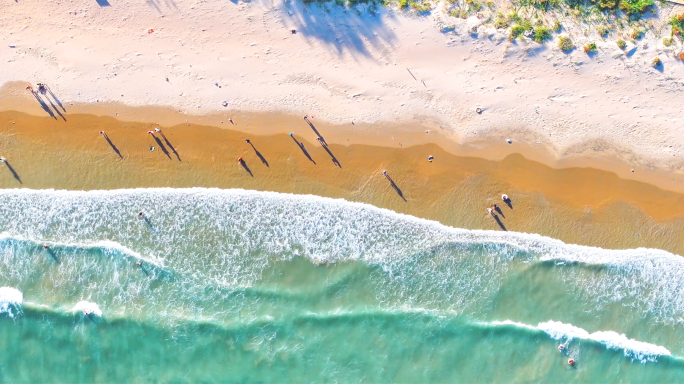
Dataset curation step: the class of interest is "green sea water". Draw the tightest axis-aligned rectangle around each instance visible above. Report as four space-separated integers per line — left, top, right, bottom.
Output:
0 188 682 383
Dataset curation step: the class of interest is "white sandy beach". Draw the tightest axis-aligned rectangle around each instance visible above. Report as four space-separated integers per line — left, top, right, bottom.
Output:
1 0 684 175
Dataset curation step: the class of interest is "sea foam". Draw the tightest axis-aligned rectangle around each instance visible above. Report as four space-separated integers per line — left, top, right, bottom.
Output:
0 287 23 318
72 301 102 317
0 188 683 329
489 320 671 362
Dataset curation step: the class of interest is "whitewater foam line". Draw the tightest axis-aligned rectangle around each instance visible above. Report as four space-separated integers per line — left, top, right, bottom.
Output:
486 320 671 363
0 287 22 318
0 232 164 267
72 301 103 317
0 187 681 264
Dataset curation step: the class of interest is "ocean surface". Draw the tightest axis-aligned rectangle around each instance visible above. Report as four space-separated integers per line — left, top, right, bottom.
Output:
0 188 682 383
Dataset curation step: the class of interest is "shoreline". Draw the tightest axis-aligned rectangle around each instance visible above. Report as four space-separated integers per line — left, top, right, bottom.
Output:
3 0 684 183
1 109 683 256
3 87 684 194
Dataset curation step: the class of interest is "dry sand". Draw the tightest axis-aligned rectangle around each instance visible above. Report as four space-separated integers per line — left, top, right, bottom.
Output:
2 0 684 186
1 110 683 255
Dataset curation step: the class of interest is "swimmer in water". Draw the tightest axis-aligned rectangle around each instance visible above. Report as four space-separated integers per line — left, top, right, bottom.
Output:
568 359 575 366
138 211 144 218
43 244 49 250
558 344 564 352
136 261 143 267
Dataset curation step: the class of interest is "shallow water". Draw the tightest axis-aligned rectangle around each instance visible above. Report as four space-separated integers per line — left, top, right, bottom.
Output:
0 188 682 382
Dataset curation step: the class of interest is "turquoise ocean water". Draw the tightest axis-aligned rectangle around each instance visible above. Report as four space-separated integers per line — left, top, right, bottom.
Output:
0 188 682 383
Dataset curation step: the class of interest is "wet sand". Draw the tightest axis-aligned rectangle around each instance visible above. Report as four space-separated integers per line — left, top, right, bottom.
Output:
0 109 683 255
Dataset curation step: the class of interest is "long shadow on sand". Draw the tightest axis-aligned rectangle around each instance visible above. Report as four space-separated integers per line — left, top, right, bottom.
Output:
248 141 268 167
30 91 57 120
493 215 506 231
44 85 67 113
322 145 341 168
152 135 172 159
159 132 181 161
290 135 316 164
102 133 123 158
384 174 406 202
239 160 253 177
4 161 22 184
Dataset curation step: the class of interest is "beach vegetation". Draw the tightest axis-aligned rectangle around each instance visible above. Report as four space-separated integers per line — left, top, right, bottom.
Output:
533 26 551 42
558 35 574 51
553 20 562 32
617 39 627 49
486 0 495 7
494 13 509 29
411 0 431 12
663 37 673 47
598 0 619 9
597 26 609 38
619 0 653 16
668 13 684 37
630 29 645 40
510 24 527 39
583 41 598 52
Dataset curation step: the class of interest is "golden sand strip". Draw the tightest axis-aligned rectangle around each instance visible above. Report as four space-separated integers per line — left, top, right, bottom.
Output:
0 110 683 255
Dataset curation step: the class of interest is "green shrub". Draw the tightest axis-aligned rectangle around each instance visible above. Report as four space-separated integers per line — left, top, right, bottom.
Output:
558 35 574 51
486 0 495 7
520 19 533 31
597 26 609 37
510 25 526 40
553 20 562 32
494 15 509 29
469 0 483 11
399 0 411 8
598 0 619 9
663 37 674 46
583 42 597 52
617 39 627 49
533 27 551 42
411 1 431 11
618 0 653 15
630 29 645 40
668 13 684 36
